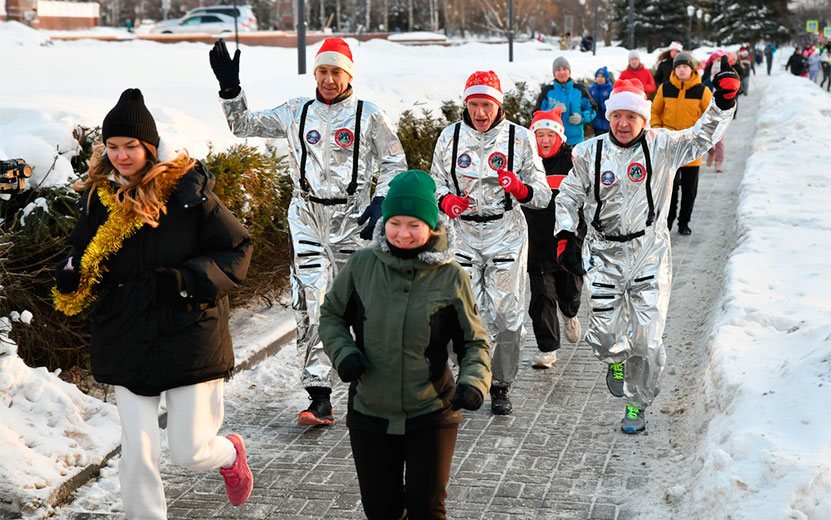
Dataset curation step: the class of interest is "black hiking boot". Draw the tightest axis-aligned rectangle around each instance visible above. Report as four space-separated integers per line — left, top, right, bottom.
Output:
490 385 512 415
297 387 334 426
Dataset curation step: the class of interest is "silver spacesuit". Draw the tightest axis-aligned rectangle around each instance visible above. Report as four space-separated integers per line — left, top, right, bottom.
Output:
222 89 407 389
431 118 550 387
555 100 735 409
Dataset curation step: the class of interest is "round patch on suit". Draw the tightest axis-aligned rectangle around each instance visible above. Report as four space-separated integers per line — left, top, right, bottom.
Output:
305 129 321 145
334 128 354 148
627 162 647 182
457 153 472 169
487 152 507 171
601 170 616 186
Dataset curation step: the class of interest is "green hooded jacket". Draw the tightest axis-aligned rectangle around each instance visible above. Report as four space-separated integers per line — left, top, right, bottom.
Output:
320 220 491 435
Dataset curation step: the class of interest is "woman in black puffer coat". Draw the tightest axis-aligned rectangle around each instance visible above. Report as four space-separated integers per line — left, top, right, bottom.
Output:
54 88 254 518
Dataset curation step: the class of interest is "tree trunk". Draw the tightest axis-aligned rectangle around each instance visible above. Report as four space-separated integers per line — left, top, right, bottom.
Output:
408 0 413 31
383 0 388 31
336 0 341 30
365 0 371 30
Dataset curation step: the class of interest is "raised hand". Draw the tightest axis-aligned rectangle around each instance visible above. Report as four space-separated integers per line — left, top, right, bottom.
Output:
713 55 741 110
209 39 241 95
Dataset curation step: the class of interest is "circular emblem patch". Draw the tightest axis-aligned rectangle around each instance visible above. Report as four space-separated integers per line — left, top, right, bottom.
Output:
305 130 321 145
334 128 354 148
457 153 472 169
627 162 646 182
488 152 507 171
601 170 616 186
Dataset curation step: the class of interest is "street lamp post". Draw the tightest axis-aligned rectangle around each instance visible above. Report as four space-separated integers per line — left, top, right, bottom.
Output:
592 0 599 55
298 0 307 74
695 8 702 47
686 5 695 50
578 0 585 39
704 13 711 43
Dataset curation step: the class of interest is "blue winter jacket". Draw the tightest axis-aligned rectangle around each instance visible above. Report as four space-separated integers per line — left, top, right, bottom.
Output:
536 80 596 145
588 67 613 132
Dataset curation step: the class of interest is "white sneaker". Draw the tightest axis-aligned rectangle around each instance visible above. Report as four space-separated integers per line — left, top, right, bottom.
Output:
564 316 582 343
532 350 557 368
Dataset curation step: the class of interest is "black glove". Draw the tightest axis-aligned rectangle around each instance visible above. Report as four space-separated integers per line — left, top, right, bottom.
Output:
356 196 384 240
713 56 742 110
556 231 586 276
55 256 81 294
337 352 370 382
450 384 484 411
209 39 241 98
154 268 186 308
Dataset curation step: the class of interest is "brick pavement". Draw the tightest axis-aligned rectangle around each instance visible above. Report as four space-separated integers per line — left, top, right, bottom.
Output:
57 95 755 519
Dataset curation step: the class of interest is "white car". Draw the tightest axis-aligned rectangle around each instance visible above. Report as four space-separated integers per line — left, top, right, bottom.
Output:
150 13 250 35
185 5 258 31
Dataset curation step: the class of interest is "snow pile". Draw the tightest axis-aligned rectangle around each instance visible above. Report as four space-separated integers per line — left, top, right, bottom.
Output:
0 21 52 46
0 317 121 517
682 75 831 519
0 109 81 189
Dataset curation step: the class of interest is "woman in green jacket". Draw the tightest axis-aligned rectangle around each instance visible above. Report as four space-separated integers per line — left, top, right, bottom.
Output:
320 169 491 520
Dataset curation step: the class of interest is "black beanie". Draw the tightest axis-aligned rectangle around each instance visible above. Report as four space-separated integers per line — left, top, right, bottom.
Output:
672 51 695 70
101 88 160 147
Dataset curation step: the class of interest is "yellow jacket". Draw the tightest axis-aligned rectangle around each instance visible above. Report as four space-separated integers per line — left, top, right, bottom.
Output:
651 70 713 167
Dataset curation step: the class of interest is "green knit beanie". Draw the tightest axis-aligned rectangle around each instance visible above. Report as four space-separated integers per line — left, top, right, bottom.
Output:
381 170 439 230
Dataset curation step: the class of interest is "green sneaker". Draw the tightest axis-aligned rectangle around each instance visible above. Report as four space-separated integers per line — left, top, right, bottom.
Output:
621 404 645 433
606 361 625 397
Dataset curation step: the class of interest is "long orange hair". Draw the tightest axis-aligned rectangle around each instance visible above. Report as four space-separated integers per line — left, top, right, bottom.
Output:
75 141 196 228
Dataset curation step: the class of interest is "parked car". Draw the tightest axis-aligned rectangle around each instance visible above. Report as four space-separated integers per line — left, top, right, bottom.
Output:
184 5 258 31
150 13 251 35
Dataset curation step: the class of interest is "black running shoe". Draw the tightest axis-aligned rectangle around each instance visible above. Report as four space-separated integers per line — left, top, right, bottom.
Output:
297 388 334 426
490 385 512 415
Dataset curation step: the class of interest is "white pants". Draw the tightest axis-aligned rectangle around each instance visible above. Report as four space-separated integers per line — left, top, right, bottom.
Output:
114 379 237 520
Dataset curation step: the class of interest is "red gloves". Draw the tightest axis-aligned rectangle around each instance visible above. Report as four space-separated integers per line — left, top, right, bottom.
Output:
440 194 470 218
713 55 741 110
497 168 529 200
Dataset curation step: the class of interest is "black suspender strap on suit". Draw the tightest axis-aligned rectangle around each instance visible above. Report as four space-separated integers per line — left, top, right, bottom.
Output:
347 100 364 196
592 139 604 232
297 99 315 193
449 122 462 195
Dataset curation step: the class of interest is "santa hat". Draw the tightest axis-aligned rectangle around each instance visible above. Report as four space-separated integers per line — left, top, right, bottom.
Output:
315 38 354 77
605 79 651 121
529 108 566 142
463 70 503 106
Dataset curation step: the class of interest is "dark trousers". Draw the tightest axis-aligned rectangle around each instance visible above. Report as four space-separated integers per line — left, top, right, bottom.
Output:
821 64 831 90
667 166 700 228
350 425 458 520
766 56 773 75
528 270 583 352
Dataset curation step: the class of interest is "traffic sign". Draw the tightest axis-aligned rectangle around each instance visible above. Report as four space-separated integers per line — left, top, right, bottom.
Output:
806 20 819 33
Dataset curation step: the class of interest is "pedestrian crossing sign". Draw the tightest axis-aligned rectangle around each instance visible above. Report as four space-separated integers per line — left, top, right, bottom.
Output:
806 20 818 33
824 27 831 38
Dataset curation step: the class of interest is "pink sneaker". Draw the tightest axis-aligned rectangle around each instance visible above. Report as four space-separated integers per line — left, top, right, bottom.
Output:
219 434 253 506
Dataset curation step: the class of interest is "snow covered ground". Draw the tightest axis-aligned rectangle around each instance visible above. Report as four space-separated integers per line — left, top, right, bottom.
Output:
1 19 829 518
677 72 831 520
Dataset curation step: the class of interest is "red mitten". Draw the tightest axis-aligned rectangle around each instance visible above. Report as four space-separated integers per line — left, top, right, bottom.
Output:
440 194 470 218
497 168 529 200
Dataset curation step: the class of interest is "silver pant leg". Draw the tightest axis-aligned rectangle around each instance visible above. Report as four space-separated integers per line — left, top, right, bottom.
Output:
483 237 528 387
585 252 631 363
624 249 671 409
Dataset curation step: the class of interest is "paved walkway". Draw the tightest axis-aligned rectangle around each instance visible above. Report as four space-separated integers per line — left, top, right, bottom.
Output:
56 91 759 519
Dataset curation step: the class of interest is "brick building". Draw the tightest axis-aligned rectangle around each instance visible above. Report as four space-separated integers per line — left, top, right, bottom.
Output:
4 0 99 29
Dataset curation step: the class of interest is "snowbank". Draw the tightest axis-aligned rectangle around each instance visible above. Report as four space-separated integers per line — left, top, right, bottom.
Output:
0 21 52 46
0 316 120 517
681 74 831 519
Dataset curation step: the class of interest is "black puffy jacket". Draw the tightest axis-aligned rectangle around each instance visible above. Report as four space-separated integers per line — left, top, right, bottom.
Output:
521 144 584 273
66 163 252 396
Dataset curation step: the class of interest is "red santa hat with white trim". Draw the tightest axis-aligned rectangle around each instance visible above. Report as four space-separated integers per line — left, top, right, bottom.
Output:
463 70 503 106
315 38 354 77
605 78 652 121
529 108 566 142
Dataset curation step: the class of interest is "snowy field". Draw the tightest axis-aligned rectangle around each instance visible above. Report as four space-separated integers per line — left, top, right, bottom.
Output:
1 18 830 518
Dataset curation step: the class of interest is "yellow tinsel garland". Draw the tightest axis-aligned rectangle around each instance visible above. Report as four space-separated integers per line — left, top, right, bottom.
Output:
53 172 180 316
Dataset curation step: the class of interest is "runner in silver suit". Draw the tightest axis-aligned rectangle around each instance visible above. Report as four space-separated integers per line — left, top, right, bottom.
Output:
554 70 739 433
212 37 407 425
431 71 550 415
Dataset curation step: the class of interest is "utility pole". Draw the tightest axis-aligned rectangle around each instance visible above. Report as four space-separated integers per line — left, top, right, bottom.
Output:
298 0 306 74
508 0 514 62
